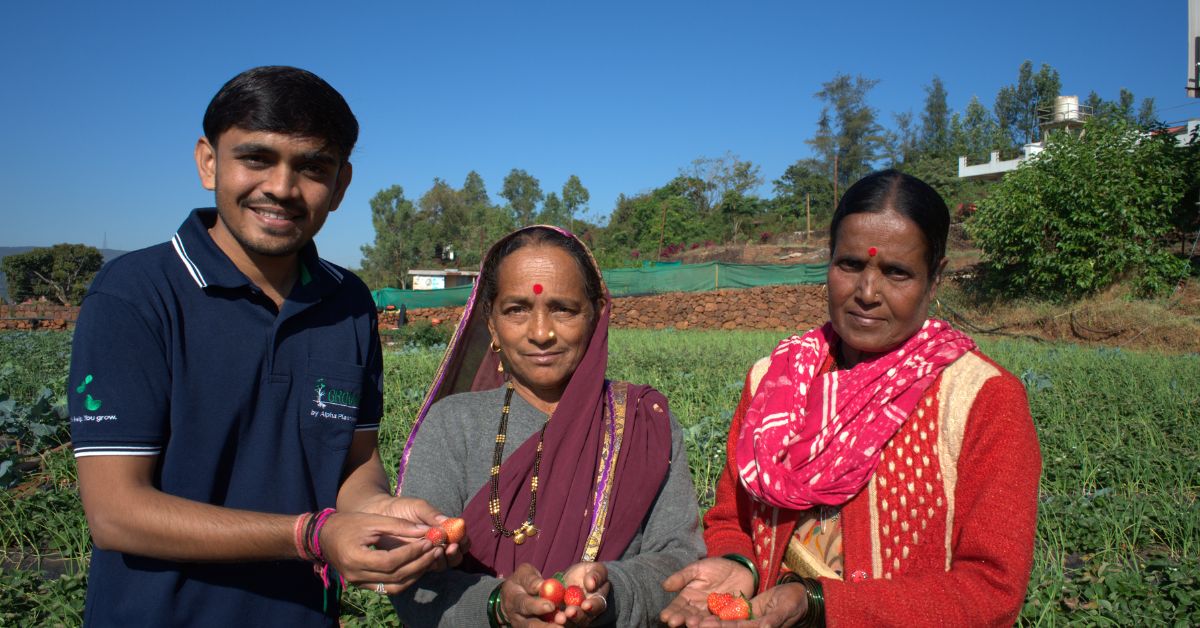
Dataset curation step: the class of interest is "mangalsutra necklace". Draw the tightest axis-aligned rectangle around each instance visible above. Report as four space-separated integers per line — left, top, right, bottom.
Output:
488 382 550 544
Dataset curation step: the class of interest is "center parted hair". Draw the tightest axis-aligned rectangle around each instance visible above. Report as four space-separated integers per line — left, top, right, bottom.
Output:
202 66 359 162
479 228 604 321
829 169 950 280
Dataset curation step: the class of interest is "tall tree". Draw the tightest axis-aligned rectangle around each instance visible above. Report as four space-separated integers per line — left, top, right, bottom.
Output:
459 171 512 264
994 61 1060 147
955 96 1004 163
537 192 567 226
681 152 763 214
772 159 835 228
560 174 590 231
359 185 417 288
1136 97 1157 128
920 76 951 157
805 74 886 192
1 244 103 305
500 169 544 227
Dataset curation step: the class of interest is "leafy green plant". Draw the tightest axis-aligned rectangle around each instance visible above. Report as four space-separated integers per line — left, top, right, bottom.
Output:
969 117 1192 299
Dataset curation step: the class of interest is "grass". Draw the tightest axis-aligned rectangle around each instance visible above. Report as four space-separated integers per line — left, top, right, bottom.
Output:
2 329 1198 625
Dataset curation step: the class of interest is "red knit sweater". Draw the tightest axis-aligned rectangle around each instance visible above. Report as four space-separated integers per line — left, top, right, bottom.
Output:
704 350 1041 627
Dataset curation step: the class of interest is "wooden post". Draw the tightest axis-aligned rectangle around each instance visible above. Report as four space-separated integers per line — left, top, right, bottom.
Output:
656 201 668 262
832 153 839 215
805 193 811 240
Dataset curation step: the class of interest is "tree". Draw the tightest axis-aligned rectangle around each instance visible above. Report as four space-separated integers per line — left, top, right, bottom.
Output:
680 152 763 214
359 185 417 288
501 169 544 227
537 192 567 226
805 74 887 193
1 244 103 305
919 76 951 157
994 61 1060 147
459 171 512 264
560 174 590 231
773 158 836 228
954 96 1004 163
969 116 1191 299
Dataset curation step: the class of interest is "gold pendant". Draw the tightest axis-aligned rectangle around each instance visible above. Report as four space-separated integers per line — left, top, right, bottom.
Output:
512 531 526 545
522 523 538 538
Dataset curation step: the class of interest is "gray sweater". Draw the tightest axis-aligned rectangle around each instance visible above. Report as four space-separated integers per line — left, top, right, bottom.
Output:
391 385 705 627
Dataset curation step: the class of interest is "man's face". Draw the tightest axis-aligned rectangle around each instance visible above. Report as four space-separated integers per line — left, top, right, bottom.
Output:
195 127 352 259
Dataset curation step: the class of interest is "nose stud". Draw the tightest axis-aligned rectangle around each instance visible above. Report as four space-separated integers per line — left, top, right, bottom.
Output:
547 330 555 339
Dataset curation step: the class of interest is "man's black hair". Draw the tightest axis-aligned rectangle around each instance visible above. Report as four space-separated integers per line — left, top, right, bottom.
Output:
202 66 358 161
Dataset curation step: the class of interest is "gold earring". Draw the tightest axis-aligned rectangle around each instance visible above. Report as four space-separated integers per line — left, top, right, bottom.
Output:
491 340 501 353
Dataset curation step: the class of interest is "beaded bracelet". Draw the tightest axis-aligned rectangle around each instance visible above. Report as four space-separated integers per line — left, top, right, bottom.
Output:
721 553 760 594
486 583 511 628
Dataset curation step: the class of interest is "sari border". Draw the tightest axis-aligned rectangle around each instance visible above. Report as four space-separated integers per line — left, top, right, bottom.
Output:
582 381 628 561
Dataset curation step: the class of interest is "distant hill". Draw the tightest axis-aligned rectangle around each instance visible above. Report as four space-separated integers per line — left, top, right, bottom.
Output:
0 246 127 303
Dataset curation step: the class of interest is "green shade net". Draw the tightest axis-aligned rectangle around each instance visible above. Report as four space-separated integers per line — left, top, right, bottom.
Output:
371 262 828 309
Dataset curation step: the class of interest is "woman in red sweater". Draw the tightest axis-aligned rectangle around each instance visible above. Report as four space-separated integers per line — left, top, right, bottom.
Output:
661 169 1041 627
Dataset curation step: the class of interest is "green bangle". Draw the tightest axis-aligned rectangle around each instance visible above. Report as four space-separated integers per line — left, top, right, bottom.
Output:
799 577 826 628
721 553 760 594
487 583 510 628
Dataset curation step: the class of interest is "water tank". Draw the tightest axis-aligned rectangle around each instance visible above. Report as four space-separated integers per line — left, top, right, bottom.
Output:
1053 95 1079 121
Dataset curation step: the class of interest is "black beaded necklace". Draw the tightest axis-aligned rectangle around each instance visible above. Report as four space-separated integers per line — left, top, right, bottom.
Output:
487 382 551 544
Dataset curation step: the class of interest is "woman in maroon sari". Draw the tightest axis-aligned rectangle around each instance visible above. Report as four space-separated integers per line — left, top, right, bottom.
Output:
390 226 704 627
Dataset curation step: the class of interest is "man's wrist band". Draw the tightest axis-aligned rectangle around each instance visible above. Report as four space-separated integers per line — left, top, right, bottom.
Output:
487 583 510 628
721 553 760 593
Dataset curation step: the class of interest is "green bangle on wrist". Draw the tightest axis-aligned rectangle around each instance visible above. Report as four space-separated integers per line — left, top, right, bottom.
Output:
487 582 510 628
720 553 760 594
775 573 826 628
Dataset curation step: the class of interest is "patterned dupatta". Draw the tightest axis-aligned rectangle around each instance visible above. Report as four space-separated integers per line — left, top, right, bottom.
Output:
395 226 671 577
736 319 975 511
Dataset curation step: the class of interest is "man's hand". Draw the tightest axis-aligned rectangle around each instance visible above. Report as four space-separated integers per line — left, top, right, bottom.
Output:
317 510 441 595
355 495 467 568
659 557 755 627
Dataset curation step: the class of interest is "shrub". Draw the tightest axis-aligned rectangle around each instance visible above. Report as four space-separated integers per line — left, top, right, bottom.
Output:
969 117 1191 299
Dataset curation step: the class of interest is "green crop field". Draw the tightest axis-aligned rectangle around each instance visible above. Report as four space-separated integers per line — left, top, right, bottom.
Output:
2 329 1197 625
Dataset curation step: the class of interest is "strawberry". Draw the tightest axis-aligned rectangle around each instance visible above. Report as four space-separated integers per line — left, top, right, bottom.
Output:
538 577 566 607
718 596 751 621
440 517 466 544
706 591 734 615
563 585 585 607
424 526 447 545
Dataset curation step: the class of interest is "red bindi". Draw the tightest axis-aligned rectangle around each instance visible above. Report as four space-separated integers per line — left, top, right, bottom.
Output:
532 283 543 295
868 247 878 257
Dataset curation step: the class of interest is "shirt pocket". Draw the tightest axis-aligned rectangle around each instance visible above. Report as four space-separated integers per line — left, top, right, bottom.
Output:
299 357 364 453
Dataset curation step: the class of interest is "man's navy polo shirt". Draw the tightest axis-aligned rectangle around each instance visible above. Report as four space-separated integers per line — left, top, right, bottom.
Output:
69 209 383 627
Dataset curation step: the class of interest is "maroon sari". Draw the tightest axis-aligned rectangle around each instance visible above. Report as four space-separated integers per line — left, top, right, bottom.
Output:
395 226 672 576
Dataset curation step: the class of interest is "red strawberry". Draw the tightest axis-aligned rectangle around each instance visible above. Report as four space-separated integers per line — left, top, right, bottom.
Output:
538 577 566 607
563 585 585 607
440 517 466 544
424 526 447 545
718 596 751 621
707 591 734 615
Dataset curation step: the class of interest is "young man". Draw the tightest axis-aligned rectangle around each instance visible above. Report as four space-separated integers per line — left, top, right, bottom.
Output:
69 66 455 626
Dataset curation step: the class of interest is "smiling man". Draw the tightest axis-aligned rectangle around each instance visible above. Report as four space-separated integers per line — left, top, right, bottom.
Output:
68 66 457 627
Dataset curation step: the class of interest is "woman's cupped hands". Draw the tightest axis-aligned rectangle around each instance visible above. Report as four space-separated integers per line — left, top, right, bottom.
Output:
659 557 806 627
499 561 611 627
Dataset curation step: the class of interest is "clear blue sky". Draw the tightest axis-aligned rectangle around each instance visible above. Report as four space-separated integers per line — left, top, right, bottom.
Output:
2 1 1194 268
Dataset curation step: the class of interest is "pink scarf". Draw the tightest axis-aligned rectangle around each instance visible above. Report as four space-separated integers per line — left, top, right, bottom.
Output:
736 318 975 511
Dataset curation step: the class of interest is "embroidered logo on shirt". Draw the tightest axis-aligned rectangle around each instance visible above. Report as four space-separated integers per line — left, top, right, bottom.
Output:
75 374 102 411
314 378 360 410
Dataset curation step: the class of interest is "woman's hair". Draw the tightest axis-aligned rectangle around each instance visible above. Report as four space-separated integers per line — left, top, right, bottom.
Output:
202 66 359 162
479 228 604 319
829 169 950 280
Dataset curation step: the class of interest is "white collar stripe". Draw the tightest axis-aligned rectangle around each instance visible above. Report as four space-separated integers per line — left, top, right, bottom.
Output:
171 234 208 288
318 258 343 283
